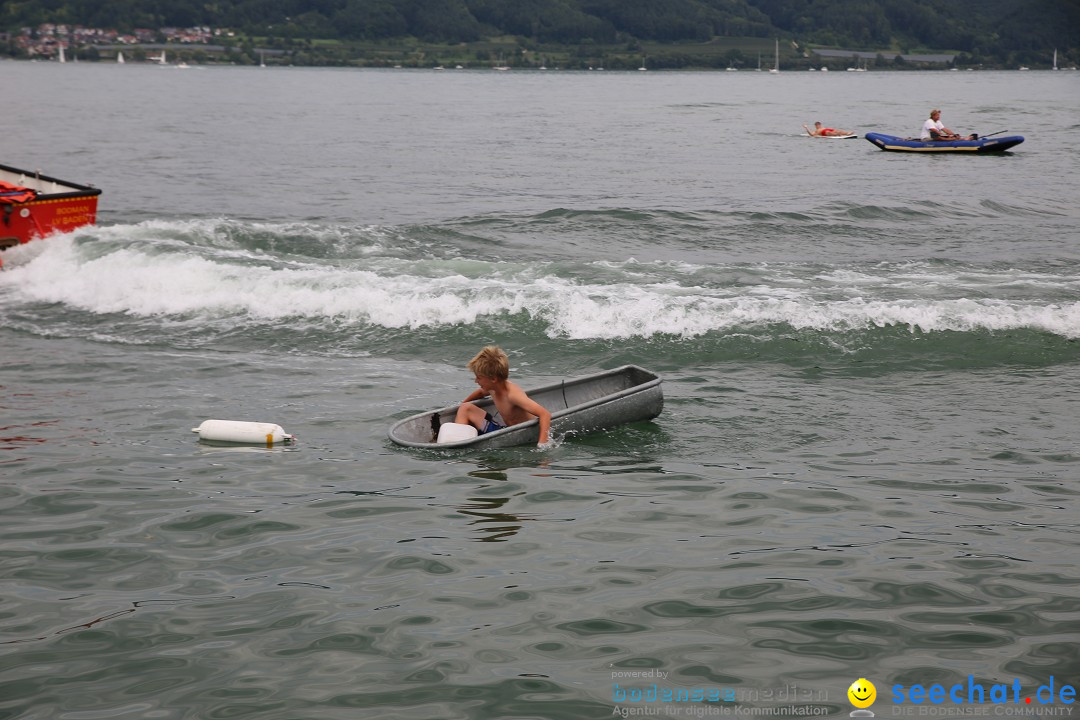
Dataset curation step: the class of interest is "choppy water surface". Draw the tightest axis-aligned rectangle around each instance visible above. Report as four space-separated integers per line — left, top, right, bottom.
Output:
2 64 1079 719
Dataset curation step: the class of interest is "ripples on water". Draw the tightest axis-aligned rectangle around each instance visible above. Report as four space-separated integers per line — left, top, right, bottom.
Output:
4 331 1078 719
3 66 1080 719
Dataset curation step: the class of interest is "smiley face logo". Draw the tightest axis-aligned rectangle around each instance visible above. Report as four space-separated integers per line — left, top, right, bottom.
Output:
848 678 877 708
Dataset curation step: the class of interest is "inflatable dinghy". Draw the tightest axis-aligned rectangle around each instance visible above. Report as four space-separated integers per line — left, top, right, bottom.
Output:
864 132 1024 153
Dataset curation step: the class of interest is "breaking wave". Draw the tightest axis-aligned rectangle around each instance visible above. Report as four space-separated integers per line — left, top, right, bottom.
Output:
3 218 1079 368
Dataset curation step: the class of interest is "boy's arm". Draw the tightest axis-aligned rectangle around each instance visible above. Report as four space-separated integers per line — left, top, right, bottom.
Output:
462 388 487 403
511 390 552 446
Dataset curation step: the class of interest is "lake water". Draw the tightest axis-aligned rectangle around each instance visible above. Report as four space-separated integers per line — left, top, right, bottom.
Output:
2 63 1079 720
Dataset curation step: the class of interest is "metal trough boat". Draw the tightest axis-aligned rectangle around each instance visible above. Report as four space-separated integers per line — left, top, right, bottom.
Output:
388 365 663 449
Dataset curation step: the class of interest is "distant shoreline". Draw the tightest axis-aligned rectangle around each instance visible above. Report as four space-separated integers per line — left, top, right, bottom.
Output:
4 33 1071 72
6 56 1072 71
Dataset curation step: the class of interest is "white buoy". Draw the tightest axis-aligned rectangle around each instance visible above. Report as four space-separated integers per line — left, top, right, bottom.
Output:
436 422 478 444
192 419 294 445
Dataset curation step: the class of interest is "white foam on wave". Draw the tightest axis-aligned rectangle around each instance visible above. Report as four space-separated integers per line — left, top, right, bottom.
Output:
816 265 1080 294
5 234 1080 340
543 289 1080 339
3 234 528 326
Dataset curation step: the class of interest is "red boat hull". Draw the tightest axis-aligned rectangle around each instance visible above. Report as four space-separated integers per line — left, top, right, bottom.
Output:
1 163 102 252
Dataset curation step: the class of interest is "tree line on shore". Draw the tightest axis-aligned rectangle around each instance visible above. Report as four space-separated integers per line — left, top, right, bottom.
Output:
2 0 1075 68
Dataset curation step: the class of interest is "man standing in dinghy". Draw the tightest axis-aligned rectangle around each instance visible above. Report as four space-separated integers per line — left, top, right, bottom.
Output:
455 346 552 447
804 121 852 137
921 109 976 141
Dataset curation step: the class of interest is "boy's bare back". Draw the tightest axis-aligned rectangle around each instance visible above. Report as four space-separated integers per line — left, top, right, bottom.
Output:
488 379 543 428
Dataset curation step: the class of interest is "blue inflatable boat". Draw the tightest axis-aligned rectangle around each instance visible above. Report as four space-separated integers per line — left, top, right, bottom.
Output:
864 132 1024 153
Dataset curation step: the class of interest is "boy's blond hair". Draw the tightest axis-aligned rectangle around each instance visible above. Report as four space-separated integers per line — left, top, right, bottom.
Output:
468 346 509 380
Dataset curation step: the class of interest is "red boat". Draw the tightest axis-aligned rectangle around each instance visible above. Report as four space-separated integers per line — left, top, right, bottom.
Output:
1 163 101 266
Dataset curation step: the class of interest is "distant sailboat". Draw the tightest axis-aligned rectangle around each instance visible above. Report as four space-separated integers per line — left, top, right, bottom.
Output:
1052 48 1058 71
117 50 125 64
769 38 779 73
58 45 66 63
159 50 167 66
756 52 762 71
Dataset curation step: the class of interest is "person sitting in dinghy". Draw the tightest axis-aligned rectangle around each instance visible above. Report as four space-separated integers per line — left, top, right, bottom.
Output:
455 345 552 447
804 121 852 137
921 109 976 141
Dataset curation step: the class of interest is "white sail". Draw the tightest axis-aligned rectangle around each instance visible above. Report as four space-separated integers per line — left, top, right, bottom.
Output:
117 51 125 64
58 45 66 63
1053 48 1058 71
769 38 779 73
